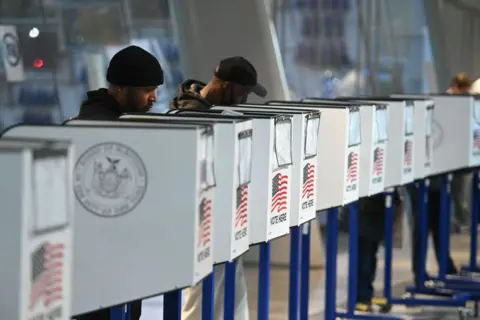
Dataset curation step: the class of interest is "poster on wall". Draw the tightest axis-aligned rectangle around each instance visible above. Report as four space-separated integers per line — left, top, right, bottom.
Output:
0 25 25 82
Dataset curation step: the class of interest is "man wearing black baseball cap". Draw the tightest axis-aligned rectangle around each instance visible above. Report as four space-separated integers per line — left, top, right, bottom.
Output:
76 45 164 120
170 56 267 110
75 45 163 320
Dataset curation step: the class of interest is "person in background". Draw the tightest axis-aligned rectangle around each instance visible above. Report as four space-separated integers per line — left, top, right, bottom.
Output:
170 56 267 110
76 45 163 120
170 56 267 320
353 191 403 312
446 72 472 94
75 45 164 320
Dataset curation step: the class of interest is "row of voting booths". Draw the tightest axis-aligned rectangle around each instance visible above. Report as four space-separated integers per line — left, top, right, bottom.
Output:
1 93 479 320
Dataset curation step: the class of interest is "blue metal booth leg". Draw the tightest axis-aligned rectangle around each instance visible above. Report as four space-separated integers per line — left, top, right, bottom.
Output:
202 268 215 320
289 225 301 320
110 304 129 320
462 169 480 273
300 222 311 320
383 188 395 303
224 260 236 320
164 290 182 320
324 208 339 320
258 241 271 320
346 201 359 317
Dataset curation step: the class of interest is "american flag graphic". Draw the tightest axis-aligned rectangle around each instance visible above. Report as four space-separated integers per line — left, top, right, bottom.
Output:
302 163 315 200
404 140 413 166
271 173 288 214
372 147 384 176
425 136 431 160
29 243 64 311
473 129 480 149
346 152 358 183
198 198 212 247
235 185 248 228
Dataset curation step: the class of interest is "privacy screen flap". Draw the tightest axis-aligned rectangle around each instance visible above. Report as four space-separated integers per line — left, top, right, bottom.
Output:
200 127 216 188
304 114 320 159
274 117 293 168
425 105 433 136
238 129 253 186
474 100 480 124
348 110 361 147
32 150 69 234
375 107 388 142
404 103 414 135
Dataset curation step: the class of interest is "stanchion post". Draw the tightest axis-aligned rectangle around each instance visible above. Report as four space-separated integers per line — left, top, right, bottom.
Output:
289 226 301 320
202 270 215 320
224 261 236 320
300 222 311 320
383 188 395 303
258 242 271 320
163 290 182 320
346 202 359 316
325 208 339 320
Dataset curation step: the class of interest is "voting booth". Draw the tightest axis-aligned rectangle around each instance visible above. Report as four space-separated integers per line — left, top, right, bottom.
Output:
212 105 320 226
170 109 292 244
304 99 388 197
119 113 252 263
267 101 360 209
2 123 214 316
340 98 415 188
391 95 434 179
0 138 74 320
415 95 479 174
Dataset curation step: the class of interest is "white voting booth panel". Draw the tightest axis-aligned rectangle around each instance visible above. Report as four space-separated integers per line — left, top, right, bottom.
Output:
212 105 320 226
346 99 415 188
170 109 290 243
390 95 434 179
424 95 479 174
0 138 74 320
3 123 213 316
267 101 360 209
119 114 252 263
303 98 387 197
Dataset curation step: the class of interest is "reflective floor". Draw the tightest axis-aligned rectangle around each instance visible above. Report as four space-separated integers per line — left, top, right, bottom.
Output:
141 230 477 319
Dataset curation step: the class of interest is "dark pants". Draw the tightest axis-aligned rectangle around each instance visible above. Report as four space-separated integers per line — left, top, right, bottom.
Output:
75 300 142 320
357 236 380 303
410 187 457 280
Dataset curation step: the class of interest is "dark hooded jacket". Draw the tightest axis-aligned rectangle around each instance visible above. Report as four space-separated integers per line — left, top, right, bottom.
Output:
76 89 123 120
170 80 212 110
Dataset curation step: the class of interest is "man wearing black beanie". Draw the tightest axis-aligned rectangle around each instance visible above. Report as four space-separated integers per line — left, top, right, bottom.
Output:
74 45 163 320
76 45 164 120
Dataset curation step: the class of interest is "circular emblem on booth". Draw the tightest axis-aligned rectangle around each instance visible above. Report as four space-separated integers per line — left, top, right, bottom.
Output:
73 142 147 217
2 33 21 67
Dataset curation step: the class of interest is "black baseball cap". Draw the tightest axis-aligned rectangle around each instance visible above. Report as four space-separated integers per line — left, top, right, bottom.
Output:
214 57 267 98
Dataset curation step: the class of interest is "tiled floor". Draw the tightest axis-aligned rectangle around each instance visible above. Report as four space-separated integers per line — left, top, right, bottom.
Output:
140 229 478 319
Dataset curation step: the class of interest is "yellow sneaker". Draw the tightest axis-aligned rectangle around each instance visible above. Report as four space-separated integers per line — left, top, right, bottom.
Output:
355 302 373 312
371 297 392 313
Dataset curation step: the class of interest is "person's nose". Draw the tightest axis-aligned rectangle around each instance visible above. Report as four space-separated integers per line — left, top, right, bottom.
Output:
150 91 158 103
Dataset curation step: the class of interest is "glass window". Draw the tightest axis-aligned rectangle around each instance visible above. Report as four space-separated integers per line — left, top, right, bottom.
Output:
425 105 433 136
0 0 183 130
375 107 388 142
200 127 216 189
32 151 68 234
348 110 361 146
304 114 320 159
404 104 414 135
274 117 293 167
238 129 253 186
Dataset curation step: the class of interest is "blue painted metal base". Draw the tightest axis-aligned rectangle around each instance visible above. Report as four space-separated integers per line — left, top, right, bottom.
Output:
258 242 271 320
202 269 215 320
110 304 128 320
289 225 301 320
300 222 311 320
335 312 404 320
224 261 236 320
163 289 182 320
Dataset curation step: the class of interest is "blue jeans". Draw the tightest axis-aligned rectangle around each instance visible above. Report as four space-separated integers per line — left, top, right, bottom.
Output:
357 236 380 303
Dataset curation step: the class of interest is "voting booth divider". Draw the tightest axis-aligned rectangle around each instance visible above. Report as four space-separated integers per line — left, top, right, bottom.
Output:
0 138 74 320
2 123 214 318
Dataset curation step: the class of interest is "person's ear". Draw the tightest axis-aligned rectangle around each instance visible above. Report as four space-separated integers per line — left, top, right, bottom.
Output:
222 81 232 91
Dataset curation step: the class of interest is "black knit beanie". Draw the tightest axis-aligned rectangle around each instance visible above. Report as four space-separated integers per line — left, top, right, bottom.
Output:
106 45 164 87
